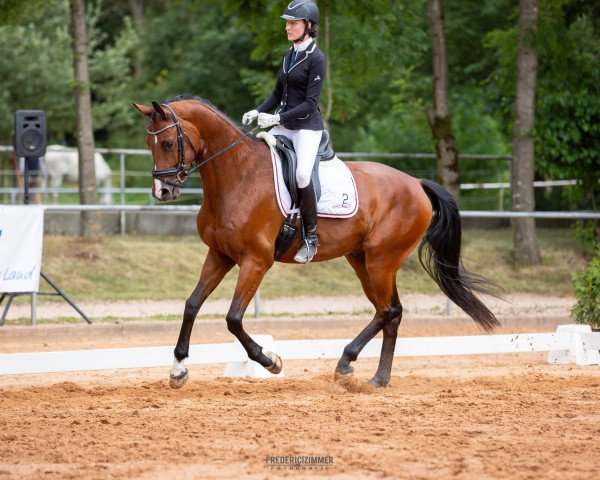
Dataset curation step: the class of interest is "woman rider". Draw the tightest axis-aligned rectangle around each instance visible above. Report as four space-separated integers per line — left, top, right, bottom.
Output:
242 0 326 264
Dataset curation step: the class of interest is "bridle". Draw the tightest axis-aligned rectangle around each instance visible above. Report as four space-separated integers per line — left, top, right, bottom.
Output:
147 103 198 186
147 102 257 187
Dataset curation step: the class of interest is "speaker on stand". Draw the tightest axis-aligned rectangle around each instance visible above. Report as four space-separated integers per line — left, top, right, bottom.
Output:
13 110 47 204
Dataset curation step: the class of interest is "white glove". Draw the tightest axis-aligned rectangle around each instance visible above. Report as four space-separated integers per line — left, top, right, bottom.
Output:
257 113 281 128
242 109 259 125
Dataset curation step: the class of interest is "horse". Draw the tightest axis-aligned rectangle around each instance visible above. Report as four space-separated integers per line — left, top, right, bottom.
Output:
133 95 500 389
41 145 113 204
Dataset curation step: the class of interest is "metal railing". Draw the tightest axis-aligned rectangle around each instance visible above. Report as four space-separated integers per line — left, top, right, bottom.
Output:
1 144 515 197
37 204 600 219
0 145 583 216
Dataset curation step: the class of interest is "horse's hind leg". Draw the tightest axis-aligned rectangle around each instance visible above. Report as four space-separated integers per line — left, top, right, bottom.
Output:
368 285 402 387
335 252 402 387
335 252 380 377
170 248 235 388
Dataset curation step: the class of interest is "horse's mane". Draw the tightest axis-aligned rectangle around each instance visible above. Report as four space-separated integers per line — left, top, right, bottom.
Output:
164 95 248 135
165 94 218 110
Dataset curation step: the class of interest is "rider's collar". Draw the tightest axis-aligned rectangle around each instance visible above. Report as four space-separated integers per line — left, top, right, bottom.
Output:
293 37 313 52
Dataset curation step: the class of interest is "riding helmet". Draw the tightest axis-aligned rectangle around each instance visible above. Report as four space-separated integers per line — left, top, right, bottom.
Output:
281 0 319 28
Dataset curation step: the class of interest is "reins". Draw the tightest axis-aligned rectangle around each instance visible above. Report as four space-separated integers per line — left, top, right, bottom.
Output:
185 124 258 178
148 102 258 185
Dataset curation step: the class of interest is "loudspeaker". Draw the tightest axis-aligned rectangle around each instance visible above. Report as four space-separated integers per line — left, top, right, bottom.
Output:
14 110 47 158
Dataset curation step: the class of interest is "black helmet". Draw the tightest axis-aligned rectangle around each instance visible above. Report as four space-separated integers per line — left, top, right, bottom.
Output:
281 1 319 27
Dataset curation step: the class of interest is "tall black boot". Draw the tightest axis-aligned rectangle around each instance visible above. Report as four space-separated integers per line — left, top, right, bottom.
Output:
294 183 319 264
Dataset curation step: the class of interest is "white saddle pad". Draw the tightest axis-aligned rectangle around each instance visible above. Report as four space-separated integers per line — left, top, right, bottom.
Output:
257 132 359 218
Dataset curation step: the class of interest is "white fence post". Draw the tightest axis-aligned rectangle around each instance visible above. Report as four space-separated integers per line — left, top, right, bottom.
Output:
119 152 126 235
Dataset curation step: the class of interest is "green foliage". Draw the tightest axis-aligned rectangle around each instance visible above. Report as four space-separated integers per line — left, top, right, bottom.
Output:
136 2 257 121
0 1 73 143
443 0 517 87
572 220 600 251
534 10 600 209
0 0 137 148
571 245 600 327
87 4 138 144
483 0 600 210
0 0 46 24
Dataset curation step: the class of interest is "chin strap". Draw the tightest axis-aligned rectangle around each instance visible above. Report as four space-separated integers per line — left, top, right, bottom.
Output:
294 20 315 43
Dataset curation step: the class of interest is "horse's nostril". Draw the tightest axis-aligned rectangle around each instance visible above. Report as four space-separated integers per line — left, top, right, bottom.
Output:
160 188 170 198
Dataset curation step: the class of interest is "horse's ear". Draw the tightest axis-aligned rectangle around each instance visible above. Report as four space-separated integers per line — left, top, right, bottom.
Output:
151 101 168 120
132 103 153 117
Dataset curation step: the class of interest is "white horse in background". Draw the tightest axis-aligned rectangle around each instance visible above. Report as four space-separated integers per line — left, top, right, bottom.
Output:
42 145 113 204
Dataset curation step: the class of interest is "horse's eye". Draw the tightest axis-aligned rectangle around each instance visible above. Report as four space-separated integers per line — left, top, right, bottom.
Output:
163 140 175 150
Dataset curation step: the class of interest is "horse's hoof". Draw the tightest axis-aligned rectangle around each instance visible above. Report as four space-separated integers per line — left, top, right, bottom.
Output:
367 377 390 388
169 370 188 389
264 351 282 375
334 366 354 382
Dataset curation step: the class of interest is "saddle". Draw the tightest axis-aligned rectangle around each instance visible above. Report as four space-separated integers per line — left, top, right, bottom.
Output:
272 130 336 260
274 130 335 207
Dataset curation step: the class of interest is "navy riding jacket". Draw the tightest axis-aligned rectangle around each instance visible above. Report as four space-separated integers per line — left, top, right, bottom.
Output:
257 41 327 131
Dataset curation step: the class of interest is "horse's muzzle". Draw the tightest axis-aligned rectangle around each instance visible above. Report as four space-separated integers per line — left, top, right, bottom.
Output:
153 178 181 201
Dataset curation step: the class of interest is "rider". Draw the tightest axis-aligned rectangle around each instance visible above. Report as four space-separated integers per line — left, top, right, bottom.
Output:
242 0 326 264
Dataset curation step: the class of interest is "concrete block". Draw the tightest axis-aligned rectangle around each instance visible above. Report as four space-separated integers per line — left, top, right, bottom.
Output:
223 334 285 378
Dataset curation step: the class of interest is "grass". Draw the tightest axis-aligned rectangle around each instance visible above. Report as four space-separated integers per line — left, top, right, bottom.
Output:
30 228 589 304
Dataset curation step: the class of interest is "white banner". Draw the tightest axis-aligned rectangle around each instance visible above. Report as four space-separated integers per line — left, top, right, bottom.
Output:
0 206 44 293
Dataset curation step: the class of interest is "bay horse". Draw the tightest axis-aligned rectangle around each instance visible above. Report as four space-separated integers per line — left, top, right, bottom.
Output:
134 95 500 389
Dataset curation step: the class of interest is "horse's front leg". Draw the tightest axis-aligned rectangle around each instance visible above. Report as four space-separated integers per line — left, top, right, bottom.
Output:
170 248 235 388
225 256 281 373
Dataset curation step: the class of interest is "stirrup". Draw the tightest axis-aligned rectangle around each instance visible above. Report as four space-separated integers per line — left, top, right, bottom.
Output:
294 239 318 264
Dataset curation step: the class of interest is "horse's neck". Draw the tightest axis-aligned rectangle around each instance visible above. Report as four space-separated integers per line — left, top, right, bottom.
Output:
198 139 269 203
192 110 269 203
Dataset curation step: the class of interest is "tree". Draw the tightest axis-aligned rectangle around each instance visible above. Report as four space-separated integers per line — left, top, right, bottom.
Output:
70 0 99 236
512 0 541 264
426 0 459 200
482 0 599 215
127 0 144 81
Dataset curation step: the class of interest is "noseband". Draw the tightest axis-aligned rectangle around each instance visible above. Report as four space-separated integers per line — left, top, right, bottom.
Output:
147 103 258 187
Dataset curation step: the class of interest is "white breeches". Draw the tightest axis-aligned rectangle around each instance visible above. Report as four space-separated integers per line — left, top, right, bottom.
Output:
269 125 323 188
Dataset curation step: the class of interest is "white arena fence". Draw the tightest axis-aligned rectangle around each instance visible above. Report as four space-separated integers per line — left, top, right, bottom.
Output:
0 325 598 377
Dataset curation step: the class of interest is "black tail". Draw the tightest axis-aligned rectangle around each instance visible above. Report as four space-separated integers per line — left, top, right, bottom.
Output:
418 179 501 332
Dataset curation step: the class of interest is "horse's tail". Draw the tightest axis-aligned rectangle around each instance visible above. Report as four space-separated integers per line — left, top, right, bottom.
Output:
418 179 501 332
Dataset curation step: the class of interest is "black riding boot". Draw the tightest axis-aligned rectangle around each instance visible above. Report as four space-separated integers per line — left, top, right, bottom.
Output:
294 183 319 264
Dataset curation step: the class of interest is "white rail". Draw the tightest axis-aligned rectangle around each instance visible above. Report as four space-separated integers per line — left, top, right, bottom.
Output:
0 325 598 376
